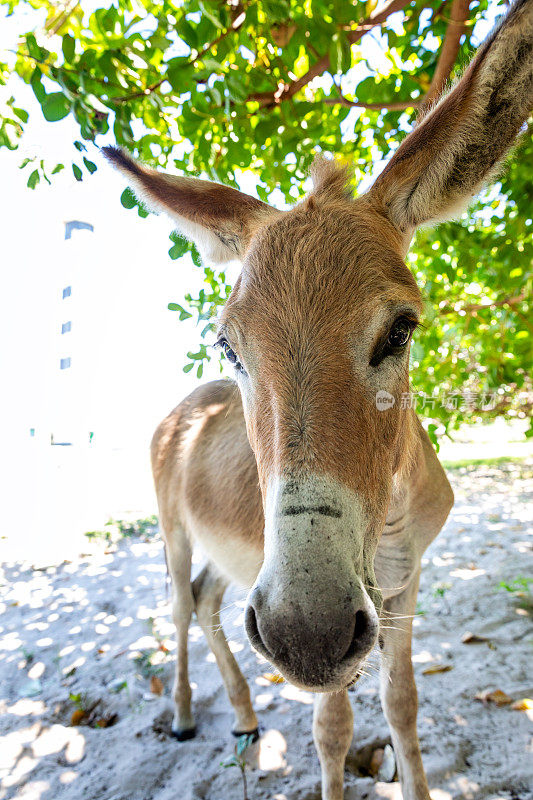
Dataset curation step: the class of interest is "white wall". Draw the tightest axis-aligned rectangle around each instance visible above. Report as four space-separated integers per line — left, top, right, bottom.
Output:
0 125 236 563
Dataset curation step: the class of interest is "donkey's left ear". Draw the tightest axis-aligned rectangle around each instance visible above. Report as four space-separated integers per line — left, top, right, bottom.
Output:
366 0 533 247
102 147 277 264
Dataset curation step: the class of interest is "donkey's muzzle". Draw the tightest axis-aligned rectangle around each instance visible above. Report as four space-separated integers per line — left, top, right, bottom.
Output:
244 586 378 691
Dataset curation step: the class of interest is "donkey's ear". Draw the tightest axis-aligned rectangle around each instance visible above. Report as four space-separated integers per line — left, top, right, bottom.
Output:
367 0 533 244
102 147 277 264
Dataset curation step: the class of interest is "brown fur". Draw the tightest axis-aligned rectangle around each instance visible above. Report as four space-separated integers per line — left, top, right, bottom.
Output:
219 195 422 503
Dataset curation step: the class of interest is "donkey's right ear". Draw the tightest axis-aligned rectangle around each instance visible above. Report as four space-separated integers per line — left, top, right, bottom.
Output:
365 0 533 250
102 147 277 264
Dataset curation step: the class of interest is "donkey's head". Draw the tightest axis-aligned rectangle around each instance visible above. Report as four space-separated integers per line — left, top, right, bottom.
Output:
104 0 532 691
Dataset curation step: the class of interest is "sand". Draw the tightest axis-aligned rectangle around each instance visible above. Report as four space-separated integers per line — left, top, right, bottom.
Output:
1 462 532 800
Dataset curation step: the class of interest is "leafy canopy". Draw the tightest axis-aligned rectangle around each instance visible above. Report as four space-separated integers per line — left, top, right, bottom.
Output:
1 0 531 438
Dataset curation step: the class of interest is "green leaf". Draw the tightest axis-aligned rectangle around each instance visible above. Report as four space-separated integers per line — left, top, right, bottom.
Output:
72 163 83 181
183 363 194 373
427 424 440 452
83 157 97 174
199 1 224 29
12 107 29 123
27 169 40 189
176 19 198 49
19 157 33 169
166 57 194 92
30 69 46 104
120 187 136 209
62 34 75 63
51 163 64 174
225 74 248 103
236 733 255 755
168 301 193 320
168 234 190 260
42 93 70 122
262 0 290 23
26 33 42 60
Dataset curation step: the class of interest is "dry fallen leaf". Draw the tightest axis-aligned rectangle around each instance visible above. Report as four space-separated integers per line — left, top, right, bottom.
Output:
511 698 533 711
150 676 164 696
461 631 489 644
262 672 285 684
95 714 118 728
71 709 86 726
422 664 453 675
475 689 513 706
368 747 384 776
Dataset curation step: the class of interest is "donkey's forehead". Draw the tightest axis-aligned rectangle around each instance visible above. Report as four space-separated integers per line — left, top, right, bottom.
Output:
229 198 422 319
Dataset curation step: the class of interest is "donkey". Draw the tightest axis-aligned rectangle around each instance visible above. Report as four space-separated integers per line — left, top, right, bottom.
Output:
104 2 533 797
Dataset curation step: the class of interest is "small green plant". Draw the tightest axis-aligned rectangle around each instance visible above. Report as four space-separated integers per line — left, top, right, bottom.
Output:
116 516 158 539
110 679 128 694
498 576 533 612
221 734 256 800
69 692 90 712
84 516 159 545
432 581 452 613
133 650 164 679
84 527 113 544
498 576 532 594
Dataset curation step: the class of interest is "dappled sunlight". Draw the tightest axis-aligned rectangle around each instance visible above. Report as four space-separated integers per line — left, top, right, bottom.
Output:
257 729 287 771
7 700 46 717
412 651 435 664
429 790 453 800
59 770 77 784
373 783 402 798
0 463 531 798
0 533 174 798
279 685 313 705
449 567 486 581
255 692 274 710
27 662 45 680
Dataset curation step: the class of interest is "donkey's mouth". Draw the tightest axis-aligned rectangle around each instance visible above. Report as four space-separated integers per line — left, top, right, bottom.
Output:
245 603 378 692
346 671 363 689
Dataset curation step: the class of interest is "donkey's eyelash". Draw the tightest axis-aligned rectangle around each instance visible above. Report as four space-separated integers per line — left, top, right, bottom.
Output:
214 338 246 374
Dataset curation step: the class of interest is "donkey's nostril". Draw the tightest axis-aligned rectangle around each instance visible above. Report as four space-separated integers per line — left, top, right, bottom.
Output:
353 609 369 640
341 608 375 664
244 603 272 660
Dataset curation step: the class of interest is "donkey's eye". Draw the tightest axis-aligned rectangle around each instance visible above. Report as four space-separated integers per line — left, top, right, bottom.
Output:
387 318 413 348
216 338 244 372
370 316 418 367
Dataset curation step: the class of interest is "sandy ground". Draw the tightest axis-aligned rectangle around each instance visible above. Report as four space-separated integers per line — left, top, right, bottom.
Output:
1 462 532 800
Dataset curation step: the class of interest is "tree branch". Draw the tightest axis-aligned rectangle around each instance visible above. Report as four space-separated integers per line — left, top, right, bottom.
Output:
324 91 419 111
248 0 415 107
111 11 246 105
45 0 81 38
440 293 526 315
419 0 471 113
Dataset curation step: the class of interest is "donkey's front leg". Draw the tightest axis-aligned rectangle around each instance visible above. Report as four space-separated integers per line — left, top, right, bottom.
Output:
313 689 353 800
379 570 430 800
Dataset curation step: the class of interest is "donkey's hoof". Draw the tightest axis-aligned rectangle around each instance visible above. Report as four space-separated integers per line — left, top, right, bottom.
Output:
231 727 260 743
171 726 197 742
